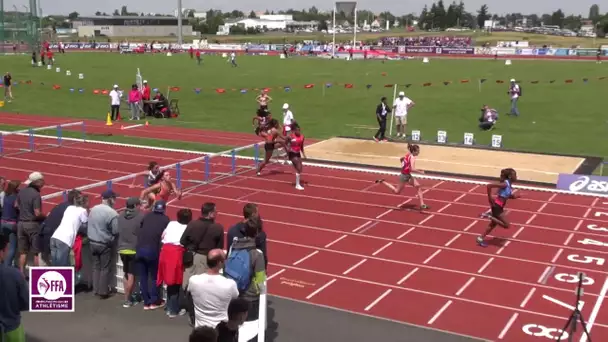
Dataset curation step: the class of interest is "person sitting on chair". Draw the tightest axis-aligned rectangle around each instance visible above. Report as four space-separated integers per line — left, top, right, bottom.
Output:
153 90 170 118
479 105 498 131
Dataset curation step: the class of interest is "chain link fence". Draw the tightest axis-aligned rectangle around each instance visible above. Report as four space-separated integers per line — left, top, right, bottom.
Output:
0 0 43 54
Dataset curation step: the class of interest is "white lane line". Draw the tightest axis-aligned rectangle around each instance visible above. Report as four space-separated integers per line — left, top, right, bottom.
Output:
444 234 461 247
456 277 475 296
267 269 286 281
417 214 435 226
397 227 416 239
397 267 419 285
519 288 536 308
352 220 372 232
324 235 348 248
537 266 552 283
551 248 564 263
343 259 367 275
477 257 494 274
525 214 537 225
496 241 511 255
463 220 478 232
497 313 519 339
306 279 337 299
574 220 584 231
436 203 453 213
293 251 319 265
364 289 393 311
372 242 393 256
583 207 593 218
428 300 453 324
511 227 525 239
581 276 608 342
423 250 442 264
563 233 574 246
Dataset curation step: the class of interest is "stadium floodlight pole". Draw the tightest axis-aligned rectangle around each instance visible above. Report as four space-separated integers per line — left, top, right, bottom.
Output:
177 0 183 46
353 7 356 46
388 84 397 136
331 6 336 58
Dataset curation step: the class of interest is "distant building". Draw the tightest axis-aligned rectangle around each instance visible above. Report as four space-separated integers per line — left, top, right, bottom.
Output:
222 15 317 32
72 16 193 37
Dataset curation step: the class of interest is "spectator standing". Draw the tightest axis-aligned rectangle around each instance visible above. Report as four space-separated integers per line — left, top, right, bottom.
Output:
216 298 250 342
117 197 145 308
373 96 391 142
136 200 170 310
228 217 267 321
392 91 414 139
157 208 192 317
507 79 521 116
226 203 268 269
188 249 238 328
142 80 151 116
189 327 218 342
39 189 80 267
128 84 142 120
109 84 121 121
0 176 5 208
3 72 13 102
1 180 20 267
16 172 45 278
50 193 89 266
180 202 224 288
88 190 119 299
0 234 28 342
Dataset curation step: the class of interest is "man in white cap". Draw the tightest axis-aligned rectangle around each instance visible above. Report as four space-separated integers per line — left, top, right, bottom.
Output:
16 172 45 276
281 103 294 136
507 79 521 116
392 91 415 139
109 84 122 121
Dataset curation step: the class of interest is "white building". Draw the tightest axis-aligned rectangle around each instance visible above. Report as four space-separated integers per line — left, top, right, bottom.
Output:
72 16 193 37
222 16 317 31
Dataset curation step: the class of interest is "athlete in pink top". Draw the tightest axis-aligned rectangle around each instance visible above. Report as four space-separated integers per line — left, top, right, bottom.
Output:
140 170 182 209
286 123 307 190
375 144 429 210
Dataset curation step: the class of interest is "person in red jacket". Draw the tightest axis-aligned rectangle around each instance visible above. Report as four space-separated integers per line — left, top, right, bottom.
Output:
142 80 151 116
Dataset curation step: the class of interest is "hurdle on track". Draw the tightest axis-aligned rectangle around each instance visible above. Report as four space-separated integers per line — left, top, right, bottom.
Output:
0 121 86 157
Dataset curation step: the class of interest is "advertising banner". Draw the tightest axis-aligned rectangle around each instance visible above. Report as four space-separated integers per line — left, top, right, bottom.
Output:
245 45 268 51
576 48 596 57
474 47 494 55
438 47 474 54
496 47 516 55
207 44 243 50
404 46 437 53
516 48 535 55
556 174 608 195
552 49 570 56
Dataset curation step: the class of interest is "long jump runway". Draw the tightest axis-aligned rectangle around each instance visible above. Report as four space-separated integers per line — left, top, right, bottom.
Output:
2 136 608 341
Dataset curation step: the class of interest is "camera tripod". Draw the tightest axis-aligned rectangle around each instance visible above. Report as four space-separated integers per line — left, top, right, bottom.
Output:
557 272 592 341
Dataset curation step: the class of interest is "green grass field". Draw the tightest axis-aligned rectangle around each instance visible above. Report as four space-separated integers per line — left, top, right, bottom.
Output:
2 53 607 157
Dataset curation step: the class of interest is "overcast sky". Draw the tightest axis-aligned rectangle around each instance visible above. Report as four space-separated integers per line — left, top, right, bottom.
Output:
5 0 601 17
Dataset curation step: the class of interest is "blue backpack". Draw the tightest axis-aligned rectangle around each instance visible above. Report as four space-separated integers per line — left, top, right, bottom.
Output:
224 248 253 292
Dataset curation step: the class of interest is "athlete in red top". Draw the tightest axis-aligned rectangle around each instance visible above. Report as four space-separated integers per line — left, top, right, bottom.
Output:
375 144 429 210
286 122 307 190
140 170 182 208
257 119 286 176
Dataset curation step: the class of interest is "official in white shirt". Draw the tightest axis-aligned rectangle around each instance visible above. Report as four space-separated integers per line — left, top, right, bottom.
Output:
392 91 415 139
50 194 88 266
507 79 520 116
109 84 122 121
282 103 294 135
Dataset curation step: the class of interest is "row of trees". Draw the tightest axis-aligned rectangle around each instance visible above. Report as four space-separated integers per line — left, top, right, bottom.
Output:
57 4 608 35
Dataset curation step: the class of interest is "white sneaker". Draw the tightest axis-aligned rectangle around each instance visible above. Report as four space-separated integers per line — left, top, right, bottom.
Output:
256 172 261 176
295 185 304 190
396 133 402 137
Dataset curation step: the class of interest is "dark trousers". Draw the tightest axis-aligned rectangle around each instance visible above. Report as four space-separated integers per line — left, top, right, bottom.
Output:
375 117 387 140
110 105 120 120
90 243 112 296
479 122 494 131
136 249 159 306
166 284 182 315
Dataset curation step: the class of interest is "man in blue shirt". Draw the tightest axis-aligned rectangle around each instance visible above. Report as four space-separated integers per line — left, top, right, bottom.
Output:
0 233 28 342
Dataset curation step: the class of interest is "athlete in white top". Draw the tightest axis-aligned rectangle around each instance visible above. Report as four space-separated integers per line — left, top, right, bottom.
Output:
393 91 415 138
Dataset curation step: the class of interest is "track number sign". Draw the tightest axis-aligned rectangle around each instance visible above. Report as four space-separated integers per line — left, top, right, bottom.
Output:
554 273 594 285
437 130 447 144
522 324 568 340
463 133 474 145
566 254 605 265
595 211 608 217
587 224 608 232
411 130 421 141
578 238 608 247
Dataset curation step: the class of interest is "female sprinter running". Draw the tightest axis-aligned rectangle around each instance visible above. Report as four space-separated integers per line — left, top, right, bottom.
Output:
140 170 182 208
476 168 519 247
257 119 287 176
375 144 429 210
286 122 307 190
252 107 271 136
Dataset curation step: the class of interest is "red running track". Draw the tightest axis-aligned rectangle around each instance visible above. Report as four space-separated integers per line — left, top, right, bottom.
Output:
0 112 264 147
2 135 608 341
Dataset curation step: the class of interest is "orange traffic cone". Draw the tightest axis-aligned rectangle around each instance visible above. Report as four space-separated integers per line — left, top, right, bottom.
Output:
105 112 112 126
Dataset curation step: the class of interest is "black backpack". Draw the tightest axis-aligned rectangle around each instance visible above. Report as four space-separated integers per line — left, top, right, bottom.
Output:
518 85 522 96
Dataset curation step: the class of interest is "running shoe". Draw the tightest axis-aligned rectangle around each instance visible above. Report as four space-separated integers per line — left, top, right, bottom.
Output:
476 236 488 247
420 204 430 210
382 139 388 142
373 136 379 142
479 211 490 218
122 300 135 308
295 185 304 191
375 179 385 184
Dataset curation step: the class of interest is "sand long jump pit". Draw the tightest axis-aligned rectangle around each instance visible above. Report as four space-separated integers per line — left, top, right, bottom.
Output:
305 137 601 184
